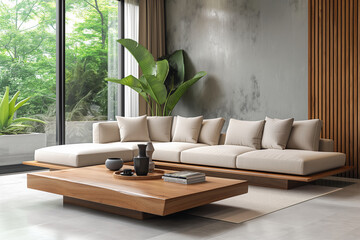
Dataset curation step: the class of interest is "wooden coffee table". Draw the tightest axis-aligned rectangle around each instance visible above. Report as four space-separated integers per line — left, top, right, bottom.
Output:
27 165 248 219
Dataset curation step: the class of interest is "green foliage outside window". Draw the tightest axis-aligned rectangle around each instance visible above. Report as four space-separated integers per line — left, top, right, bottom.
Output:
0 0 114 128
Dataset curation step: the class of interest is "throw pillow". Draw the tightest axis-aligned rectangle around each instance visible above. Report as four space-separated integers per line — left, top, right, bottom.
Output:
116 115 150 142
261 117 294 150
147 116 173 142
199 118 225 145
287 119 323 151
224 119 265 149
172 116 203 143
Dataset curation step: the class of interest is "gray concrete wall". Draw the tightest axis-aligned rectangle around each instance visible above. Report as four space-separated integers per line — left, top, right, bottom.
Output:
166 0 308 127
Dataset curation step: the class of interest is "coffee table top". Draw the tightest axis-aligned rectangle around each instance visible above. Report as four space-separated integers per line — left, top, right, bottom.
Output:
28 165 248 216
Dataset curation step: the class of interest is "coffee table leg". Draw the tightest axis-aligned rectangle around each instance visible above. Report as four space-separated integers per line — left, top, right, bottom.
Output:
63 196 155 220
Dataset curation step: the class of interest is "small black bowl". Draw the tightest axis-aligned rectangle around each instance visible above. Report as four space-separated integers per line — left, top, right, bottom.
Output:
105 158 123 171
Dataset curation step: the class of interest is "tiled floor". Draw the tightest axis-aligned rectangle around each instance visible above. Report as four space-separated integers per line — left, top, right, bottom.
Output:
1 171 360 240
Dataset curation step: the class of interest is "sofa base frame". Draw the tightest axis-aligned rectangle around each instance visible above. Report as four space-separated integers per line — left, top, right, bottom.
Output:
152 161 352 189
22 160 352 189
23 161 72 171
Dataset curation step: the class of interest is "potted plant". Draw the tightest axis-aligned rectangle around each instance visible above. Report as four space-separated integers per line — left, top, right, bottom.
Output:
0 87 46 166
106 39 207 116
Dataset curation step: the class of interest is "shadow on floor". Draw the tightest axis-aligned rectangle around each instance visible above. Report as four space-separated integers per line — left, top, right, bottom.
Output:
0 164 47 175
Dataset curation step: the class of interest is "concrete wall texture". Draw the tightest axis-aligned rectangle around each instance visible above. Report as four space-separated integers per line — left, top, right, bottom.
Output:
165 0 308 127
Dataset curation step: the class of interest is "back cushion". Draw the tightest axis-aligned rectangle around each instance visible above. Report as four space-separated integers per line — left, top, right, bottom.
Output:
172 116 203 143
93 121 120 143
147 116 173 142
116 115 150 142
198 118 225 145
287 119 322 151
261 117 294 150
225 119 265 149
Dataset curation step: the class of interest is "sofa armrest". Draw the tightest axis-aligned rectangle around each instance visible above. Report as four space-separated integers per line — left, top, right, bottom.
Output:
93 121 120 143
319 138 334 152
219 133 226 145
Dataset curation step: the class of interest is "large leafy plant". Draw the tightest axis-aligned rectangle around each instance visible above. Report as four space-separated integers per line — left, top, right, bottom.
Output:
106 39 206 116
0 87 45 135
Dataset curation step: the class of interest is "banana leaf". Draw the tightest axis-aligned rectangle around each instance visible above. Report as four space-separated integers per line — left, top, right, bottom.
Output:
106 76 149 102
118 39 156 75
108 39 206 116
156 59 170 83
139 75 167 105
164 71 207 116
164 50 185 93
118 39 169 82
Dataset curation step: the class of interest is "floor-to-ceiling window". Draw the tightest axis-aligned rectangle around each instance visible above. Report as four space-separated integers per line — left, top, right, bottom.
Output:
0 0 139 166
108 0 139 119
64 0 139 144
124 0 139 117
64 0 119 144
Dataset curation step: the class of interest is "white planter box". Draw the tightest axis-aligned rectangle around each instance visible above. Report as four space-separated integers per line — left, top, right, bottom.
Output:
0 133 47 166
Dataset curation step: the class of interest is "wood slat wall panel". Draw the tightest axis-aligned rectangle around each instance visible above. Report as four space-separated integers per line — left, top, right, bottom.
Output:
309 0 360 178
352 0 355 176
356 0 358 172
334 0 338 150
330 0 334 141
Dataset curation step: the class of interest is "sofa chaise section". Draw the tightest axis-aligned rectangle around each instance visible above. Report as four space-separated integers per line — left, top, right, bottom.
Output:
35 143 134 167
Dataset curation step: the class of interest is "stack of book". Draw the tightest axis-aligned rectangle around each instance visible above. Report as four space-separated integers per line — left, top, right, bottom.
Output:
162 171 206 184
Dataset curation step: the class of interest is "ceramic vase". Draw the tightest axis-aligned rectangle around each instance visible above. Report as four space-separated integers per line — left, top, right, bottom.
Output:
133 144 149 176
146 142 155 173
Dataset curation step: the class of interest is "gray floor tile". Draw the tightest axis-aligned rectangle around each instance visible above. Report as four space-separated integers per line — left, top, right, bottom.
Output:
1 172 360 240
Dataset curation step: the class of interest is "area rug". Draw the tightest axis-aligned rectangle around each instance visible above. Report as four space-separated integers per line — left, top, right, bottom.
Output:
185 184 342 223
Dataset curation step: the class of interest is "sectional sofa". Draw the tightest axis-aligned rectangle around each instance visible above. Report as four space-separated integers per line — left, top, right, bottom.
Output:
25 115 350 189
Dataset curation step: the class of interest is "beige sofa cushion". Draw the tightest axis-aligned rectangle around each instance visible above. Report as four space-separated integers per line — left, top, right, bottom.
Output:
93 121 120 143
261 117 294 150
287 119 322 151
181 145 255 168
116 115 150 142
225 119 265 149
152 142 207 162
319 138 334 152
147 116 173 142
236 149 345 175
198 118 225 145
172 116 203 143
35 143 134 167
